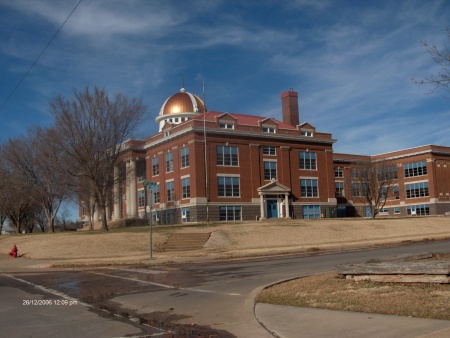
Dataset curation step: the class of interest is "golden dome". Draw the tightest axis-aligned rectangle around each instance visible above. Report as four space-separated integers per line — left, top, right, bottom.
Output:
160 88 205 116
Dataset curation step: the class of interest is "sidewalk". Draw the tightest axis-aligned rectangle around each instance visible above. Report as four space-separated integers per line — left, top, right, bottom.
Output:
255 304 450 338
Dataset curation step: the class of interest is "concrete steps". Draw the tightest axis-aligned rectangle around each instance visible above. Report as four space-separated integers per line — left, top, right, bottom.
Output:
161 232 211 252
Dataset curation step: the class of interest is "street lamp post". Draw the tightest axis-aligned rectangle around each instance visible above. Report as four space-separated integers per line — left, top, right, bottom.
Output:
143 179 157 259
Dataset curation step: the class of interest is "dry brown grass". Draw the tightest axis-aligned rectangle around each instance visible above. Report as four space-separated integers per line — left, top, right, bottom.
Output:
1 216 450 266
257 256 450 320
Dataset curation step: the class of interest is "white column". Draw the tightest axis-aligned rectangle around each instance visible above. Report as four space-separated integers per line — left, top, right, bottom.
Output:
259 192 265 220
129 158 137 218
126 160 131 217
113 165 121 220
285 193 291 219
92 195 99 222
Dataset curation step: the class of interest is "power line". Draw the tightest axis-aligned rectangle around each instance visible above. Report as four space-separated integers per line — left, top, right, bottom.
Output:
0 0 84 113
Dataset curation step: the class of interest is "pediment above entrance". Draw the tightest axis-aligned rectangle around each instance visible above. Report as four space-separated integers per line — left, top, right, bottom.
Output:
257 179 291 194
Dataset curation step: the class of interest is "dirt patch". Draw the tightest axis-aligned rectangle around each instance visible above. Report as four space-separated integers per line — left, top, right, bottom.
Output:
256 254 450 320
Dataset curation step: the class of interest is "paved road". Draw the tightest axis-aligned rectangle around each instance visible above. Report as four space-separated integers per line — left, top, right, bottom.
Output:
1 240 450 337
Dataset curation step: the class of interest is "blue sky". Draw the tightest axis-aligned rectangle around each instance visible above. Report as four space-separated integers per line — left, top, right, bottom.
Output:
1 0 449 156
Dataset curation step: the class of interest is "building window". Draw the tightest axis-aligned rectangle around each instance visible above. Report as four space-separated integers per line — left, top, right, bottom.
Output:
181 207 191 223
301 131 313 137
218 176 240 197
220 123 234 129
137 161 146 182
181 147 189 168
379 207 389 214
153 184 160 204
219 206 241 221
299 152 317 170
81 201 87 216
407 204 430 216
380 165 398 180
335 182 344 197
152 157 159 176
263 127 276 133
300 179 318 197
352 182 361 196
264 161 277 180
138 189 146 208
302 205 320 219
394 207 400 214
166 181 174 201
166 152 173 172
182 177 190 199
406 182 429 198
263 146 276 155
334 168 343 177
217 146 238 166
404 161 427 178
393 185 399 199
164 130 171 137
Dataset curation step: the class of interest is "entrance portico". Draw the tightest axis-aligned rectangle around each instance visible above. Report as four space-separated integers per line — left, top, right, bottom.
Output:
257 179 291 220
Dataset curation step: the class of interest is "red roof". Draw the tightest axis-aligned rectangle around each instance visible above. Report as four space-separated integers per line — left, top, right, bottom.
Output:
192 111 297 130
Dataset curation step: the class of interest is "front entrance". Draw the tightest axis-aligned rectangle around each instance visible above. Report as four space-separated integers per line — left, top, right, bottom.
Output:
257 180 291 220
266 200 278 218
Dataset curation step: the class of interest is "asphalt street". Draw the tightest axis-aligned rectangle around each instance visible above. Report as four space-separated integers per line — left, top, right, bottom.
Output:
1 240 450 337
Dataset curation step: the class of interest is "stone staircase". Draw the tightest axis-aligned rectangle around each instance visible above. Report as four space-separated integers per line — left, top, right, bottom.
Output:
161 232 211 252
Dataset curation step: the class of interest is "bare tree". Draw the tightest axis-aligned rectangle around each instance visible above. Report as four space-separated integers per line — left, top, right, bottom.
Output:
34 208 48 233
413 28 450 95
352 159 398 218
49 86 146 231
2 127 73 233
77 177 98 231
55 207 71 231
0 159 38 234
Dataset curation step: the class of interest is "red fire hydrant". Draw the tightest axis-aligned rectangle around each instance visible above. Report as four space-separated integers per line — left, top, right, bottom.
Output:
8 244 18 258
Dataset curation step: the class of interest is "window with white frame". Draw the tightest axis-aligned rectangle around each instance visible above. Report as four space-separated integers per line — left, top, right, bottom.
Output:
166 152 173 172
182 177 190 199
407 204 429 216
138 189 146 208
218 176 240 197
152 157 159 176
181 147 189 168
220 123 234 129
302 205 320 219
404 161 427 178
379 207 389 214
406 182 429 198
181 207 191 222
216 146 238 166
300 179 318 197
335 182 344 197
262 127 276 133
393 185 399 199
219 206 241 221
263 146 276 155
153 184 160 203
299 152 317 170
166 181 174 201
264 161 277 180
334 168 343 177
137 161 146 182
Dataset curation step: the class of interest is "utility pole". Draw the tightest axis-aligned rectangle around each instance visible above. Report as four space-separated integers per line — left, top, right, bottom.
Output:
143 179 157 259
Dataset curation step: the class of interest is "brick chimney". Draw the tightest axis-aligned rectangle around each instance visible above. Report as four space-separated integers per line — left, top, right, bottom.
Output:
281 90 299 126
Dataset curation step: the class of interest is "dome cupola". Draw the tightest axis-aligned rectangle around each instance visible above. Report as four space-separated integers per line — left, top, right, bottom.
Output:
155 87 206 131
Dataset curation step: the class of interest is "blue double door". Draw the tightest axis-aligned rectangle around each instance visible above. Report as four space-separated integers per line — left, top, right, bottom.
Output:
267 200 278 218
